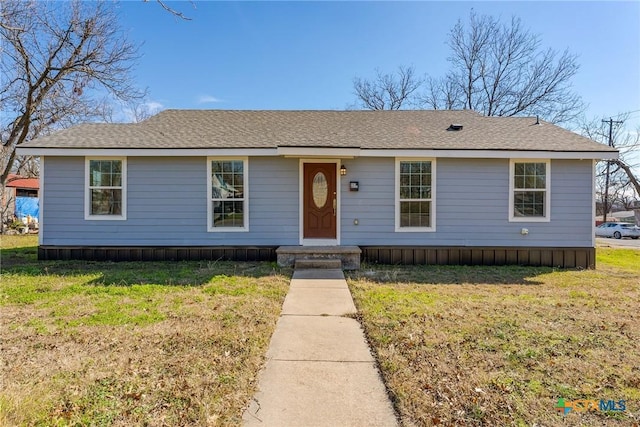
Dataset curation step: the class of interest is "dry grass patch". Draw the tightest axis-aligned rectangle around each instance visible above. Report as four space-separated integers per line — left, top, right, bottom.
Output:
1 235 290 426
348 250 640 427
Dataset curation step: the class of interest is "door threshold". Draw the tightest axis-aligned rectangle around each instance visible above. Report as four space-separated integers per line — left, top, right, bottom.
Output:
300 239 339 246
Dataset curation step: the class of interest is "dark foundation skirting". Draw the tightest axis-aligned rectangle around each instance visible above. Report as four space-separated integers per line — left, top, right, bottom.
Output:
38 245 595 269
38 246 277 262
360 246 595 269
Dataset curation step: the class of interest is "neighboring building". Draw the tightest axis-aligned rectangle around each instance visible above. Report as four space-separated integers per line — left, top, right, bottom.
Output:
17 110 617 268
2 174 39 225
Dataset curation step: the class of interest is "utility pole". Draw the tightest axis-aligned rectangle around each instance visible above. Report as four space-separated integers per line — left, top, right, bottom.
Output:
602 118 623 222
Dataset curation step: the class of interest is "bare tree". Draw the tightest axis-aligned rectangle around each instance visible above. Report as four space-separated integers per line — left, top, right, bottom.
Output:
437 11 584 124
422 75 464 110
98 99 163 124
353 13 584 124
613 159 640 199
0 0 142 184
581 115 640 217
594 165 636 216
12 156 39 177
351 66 423 110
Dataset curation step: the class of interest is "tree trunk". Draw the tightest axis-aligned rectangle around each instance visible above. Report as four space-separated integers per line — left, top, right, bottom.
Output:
613 159 640 198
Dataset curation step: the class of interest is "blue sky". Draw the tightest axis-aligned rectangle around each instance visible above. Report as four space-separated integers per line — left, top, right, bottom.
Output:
117 1 640 132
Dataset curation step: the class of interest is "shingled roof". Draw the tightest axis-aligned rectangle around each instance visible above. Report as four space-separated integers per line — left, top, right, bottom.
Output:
20 109 615 153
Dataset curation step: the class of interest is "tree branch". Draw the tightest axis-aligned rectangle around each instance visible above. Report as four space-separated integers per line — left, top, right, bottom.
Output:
144 0 194 20
1 0 141 183
352 66 423 110
612 159 640 198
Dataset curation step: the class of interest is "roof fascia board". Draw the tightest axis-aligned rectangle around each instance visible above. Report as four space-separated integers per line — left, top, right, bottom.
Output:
277 146 361 158
16 148 279 157
17 147 618 160
363 149 618 160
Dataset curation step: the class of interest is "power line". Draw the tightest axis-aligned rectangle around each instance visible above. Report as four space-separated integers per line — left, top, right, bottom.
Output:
609 109 640 119
602 118 625 147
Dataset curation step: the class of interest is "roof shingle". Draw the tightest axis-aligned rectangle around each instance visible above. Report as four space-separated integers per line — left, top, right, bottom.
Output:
19 109 615 153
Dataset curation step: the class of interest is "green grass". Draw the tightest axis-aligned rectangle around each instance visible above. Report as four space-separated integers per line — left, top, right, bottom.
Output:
595 248 640 272
3 235 639 426
0 235 291 426
347 249 640 426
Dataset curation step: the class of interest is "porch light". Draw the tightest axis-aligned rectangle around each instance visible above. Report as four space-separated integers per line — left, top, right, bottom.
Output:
340 165 347 176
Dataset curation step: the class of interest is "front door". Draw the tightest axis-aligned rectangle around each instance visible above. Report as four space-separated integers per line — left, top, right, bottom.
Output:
303 163 337 239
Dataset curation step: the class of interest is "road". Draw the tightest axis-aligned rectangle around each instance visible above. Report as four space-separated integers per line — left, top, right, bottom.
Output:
596 237 640 249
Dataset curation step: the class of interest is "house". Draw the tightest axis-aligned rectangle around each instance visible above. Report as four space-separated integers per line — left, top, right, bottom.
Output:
17 110 618 268
2 174 40 228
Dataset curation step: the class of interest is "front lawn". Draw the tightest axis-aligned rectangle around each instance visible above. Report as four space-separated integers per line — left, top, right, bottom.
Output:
0 235 290 426
3 235 638 426
348 249 640 426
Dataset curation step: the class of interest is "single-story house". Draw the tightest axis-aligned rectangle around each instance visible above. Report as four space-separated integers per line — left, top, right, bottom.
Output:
17 110 618 268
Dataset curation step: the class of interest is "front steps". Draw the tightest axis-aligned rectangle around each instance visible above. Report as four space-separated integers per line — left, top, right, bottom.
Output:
294 258 343 270
277 246 361 270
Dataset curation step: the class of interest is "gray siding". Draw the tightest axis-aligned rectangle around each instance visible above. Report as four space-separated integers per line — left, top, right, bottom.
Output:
42 156 594 247
340 158 594 247
42 156 299 246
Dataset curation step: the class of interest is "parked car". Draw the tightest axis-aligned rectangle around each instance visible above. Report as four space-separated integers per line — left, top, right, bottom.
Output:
595 222 640 239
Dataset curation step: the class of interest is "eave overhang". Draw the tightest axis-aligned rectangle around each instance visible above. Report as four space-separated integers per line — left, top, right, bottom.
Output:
16 146 618 161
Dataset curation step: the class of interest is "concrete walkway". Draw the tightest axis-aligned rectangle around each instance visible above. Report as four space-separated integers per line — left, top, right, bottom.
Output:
243 269 398 427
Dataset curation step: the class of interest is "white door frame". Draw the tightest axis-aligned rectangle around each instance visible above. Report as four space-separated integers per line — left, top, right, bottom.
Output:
299 158 341 246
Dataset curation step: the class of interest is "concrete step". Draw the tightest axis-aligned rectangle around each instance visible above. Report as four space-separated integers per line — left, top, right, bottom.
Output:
277 246 361 270
294 258 342 270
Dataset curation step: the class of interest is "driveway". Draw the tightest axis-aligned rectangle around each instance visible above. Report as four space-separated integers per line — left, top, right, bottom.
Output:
596 237 640 249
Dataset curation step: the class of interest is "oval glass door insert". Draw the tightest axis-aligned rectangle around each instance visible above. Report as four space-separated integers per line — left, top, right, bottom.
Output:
312 172 328 208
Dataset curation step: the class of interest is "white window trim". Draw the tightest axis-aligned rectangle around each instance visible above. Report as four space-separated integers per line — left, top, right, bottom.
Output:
84 157 127 221
207 157 249 232
509 159 551 222
395 158 436 232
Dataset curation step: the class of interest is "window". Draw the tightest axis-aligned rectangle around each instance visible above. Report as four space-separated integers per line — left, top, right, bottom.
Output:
396 159 435 231
16 189 38 197
85 158 126 220
509 160 550 221
207 158 248 231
